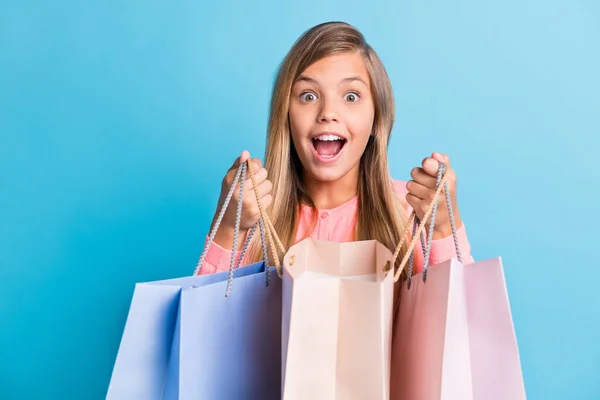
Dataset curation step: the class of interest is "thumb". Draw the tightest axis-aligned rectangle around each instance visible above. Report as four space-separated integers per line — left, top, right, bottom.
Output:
431 152 450 167
233 150 251 168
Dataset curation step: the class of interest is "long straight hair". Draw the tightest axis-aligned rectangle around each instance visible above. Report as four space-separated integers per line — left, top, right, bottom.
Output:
245 21 410 274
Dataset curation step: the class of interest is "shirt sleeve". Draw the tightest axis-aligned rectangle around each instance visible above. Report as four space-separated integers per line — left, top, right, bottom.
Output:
194 235 247 275
392 179 474 274
428 224 474 266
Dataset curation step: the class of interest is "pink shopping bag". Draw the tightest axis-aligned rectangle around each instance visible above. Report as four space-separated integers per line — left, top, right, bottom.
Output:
390 162 526 399
391 257 526 400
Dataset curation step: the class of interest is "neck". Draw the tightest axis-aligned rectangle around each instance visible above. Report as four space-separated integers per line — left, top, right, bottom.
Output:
302 164 360 210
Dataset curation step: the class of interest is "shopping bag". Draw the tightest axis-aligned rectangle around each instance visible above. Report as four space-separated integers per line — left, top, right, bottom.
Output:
107 160 283 399
161 260 281 399
279 237 395 400
389 162 526 400
106 262 280 400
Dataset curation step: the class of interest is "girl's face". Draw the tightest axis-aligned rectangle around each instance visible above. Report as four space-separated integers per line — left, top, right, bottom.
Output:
289 52 375 184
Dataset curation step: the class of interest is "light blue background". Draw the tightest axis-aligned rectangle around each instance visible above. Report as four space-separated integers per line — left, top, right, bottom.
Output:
1 1 598 399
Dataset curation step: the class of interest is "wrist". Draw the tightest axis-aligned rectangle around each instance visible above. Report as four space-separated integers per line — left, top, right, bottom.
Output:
432 218 463 240
212 224 248 251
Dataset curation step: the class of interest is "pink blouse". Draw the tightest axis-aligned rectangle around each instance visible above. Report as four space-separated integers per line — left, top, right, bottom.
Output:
197 180 473 275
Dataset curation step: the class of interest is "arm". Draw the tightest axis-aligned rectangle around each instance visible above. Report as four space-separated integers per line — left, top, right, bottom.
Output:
195 151 271 275
392 179 474 274
195 221 251 275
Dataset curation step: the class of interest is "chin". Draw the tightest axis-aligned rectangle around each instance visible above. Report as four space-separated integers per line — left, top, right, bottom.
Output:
305 164 354 183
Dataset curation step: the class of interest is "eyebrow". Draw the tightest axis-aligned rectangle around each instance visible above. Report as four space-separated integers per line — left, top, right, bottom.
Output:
295 75 368 86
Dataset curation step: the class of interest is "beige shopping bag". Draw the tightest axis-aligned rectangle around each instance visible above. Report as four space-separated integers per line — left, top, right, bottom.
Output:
279 238 395 400
245 160 396 399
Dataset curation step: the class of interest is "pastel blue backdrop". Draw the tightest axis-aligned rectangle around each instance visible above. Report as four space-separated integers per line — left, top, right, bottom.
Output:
1 1 598 399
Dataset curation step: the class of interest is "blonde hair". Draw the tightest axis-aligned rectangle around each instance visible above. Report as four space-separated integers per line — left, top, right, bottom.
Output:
245 21 410 275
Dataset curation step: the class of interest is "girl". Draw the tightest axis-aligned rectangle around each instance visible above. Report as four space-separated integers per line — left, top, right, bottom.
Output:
197 21 473 276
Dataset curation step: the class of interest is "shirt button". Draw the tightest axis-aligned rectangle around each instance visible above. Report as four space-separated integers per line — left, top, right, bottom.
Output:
321 211 329 219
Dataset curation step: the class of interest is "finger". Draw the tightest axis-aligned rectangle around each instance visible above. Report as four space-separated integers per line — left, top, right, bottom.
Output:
248 157 263 173
410 167 437 188
432 152 450 168
247 193 273 218
248 178 272 199
406 180 431 201
242 157 263 176
261 193 273 209
223 167 239 187
406 194 439 227
421 157 441 177
231 156 263 184
405 193 426 217
225 163 257 190
247 167 268 186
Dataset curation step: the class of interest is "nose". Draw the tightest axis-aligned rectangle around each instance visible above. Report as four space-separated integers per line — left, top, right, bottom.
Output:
317 97 339 123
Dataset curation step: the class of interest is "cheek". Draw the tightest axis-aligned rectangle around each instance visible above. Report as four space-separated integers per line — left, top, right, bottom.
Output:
289 104 312 142
347 105 375 139
288 105 300 139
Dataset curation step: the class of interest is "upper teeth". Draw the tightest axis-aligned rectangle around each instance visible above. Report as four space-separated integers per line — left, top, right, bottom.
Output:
315 134 343 141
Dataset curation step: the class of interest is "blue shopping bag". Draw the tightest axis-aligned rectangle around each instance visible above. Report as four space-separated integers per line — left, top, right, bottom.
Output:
106 263 281 400
106 161 283 399
161 262 281 399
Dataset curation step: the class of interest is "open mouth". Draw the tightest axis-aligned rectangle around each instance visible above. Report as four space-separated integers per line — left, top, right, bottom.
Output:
311 134 347 160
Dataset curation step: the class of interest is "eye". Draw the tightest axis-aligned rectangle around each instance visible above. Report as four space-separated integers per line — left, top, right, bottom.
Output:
300 91 318 102
344 91 360 103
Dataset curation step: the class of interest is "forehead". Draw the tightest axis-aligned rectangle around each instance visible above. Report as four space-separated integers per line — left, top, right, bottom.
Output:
296 52 370 85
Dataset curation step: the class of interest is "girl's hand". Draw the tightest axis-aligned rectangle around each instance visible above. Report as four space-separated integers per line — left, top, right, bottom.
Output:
211 150 273 249
405 152 462 240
